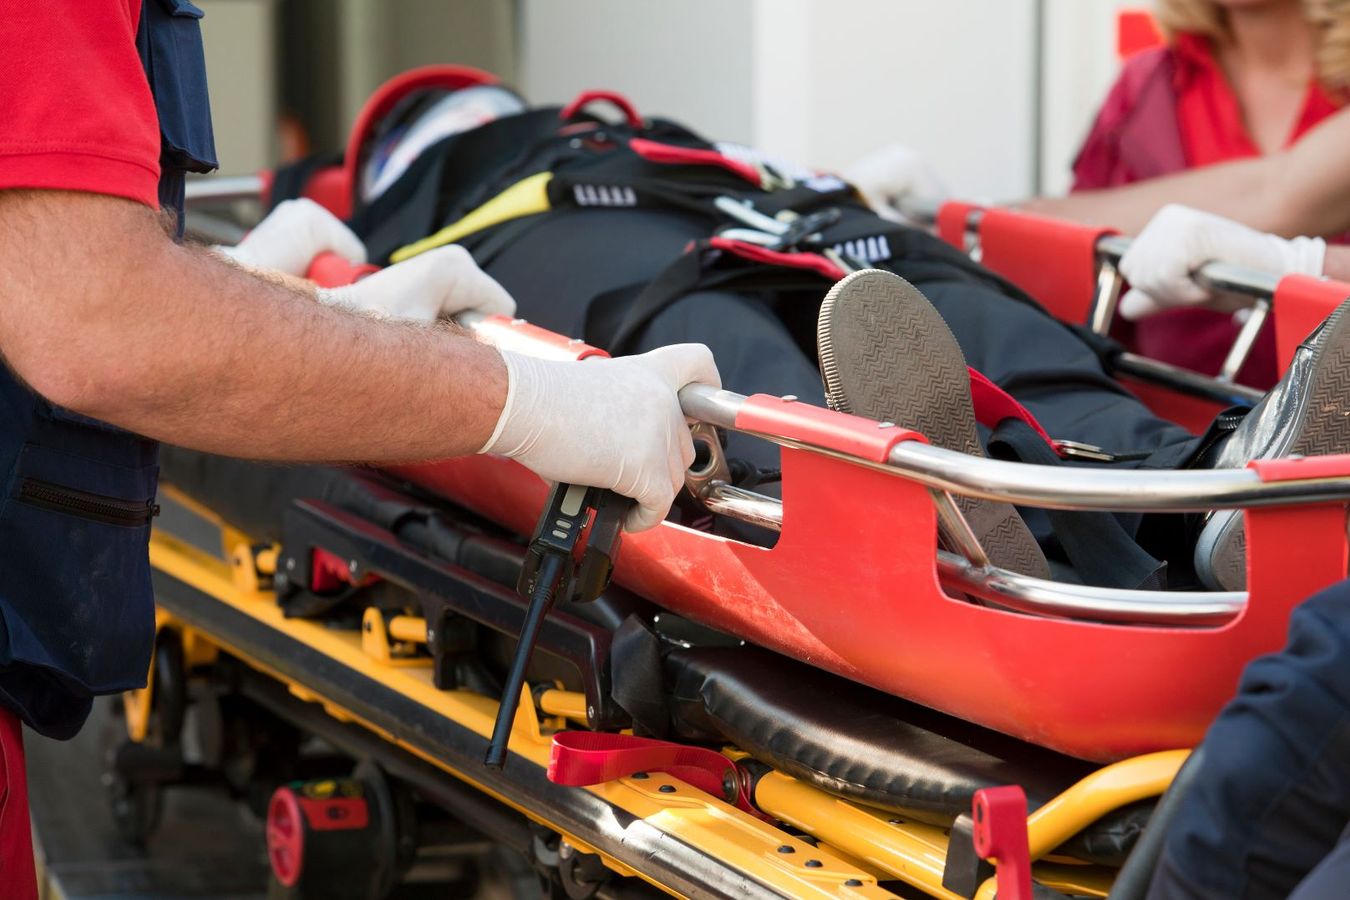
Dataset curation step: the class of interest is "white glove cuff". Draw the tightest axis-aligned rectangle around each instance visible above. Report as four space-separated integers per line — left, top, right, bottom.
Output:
478 349 531 455
212 244 255 268
1287 235 1328 278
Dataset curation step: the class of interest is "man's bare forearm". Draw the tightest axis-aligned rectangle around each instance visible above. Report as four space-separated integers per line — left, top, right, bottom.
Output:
0 191 506 462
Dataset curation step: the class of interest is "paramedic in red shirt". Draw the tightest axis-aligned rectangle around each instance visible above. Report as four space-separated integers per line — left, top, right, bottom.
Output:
0 4 717 894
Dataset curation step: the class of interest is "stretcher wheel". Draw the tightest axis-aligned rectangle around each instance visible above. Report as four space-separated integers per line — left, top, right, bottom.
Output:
103 633 187 845
265 763 409 899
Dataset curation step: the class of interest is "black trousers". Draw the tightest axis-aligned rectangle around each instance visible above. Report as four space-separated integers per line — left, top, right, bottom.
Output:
485 208 1200 469
1147 578 1350 900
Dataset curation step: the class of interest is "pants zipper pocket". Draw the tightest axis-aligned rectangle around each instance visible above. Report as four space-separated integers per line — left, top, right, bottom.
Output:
18 477 160 527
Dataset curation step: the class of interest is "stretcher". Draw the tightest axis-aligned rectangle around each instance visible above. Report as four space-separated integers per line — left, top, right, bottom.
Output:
128 68 1350 899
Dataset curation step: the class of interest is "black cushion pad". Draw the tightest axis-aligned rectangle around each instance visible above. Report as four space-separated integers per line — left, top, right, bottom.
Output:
666 646 1149 866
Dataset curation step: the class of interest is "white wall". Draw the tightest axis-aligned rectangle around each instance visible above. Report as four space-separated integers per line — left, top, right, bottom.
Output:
520 0 755 145
1040 0 1142 195
753 0 1039 202
518 0 1145 202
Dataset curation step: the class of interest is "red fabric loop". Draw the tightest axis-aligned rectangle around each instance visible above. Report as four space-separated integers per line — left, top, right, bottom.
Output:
629 138 763 187
967 367 1056 449
549 732 760 814
560 90 643 128
705 237 846 282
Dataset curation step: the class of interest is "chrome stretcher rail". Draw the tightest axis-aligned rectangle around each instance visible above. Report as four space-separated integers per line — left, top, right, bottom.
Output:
699 479 1245 626
681 384 1350 513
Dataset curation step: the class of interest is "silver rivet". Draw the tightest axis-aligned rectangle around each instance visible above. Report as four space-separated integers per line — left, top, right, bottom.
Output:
286 558 296 571
511 318 527 325
878 421 895 429
781 395 798 402
587 705 596 718
568 338 582 345
348 559 359 574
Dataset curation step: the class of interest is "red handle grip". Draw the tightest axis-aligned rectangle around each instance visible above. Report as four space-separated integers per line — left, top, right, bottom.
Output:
306 252 380 288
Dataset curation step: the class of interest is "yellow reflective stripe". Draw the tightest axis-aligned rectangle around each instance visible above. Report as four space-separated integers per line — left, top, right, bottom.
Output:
389 171 554 263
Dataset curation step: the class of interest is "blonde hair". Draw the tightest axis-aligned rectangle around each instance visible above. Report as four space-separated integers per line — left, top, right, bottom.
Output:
1154 0 1350 97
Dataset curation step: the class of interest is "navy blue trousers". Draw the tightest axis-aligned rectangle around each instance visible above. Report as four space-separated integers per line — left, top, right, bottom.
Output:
1148 579 1350 900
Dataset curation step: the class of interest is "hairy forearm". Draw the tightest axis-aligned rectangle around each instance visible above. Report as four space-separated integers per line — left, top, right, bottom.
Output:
0 191 506 463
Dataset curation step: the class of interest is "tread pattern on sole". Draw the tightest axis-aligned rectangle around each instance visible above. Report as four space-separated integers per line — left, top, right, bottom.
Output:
817 269 1050 579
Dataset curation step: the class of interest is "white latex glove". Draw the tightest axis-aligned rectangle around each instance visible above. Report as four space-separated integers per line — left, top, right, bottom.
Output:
216 198 367 276
480 344 721 532
317 245 517 323
841 143 950 223
1118 204 1326 320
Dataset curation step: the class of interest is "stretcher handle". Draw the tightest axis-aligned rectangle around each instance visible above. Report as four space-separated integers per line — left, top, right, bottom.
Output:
306 252 381 288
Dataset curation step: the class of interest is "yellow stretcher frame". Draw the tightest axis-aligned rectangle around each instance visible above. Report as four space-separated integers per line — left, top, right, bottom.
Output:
131 491 1185 899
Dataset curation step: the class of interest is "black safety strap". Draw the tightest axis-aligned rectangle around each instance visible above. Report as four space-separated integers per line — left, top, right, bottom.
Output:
609 616 672 738
584 242 834 355
990 419 1168 590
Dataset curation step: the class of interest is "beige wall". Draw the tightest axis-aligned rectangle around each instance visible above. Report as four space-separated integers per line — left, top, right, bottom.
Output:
198 0 278 175
520 0 756 146
196 0 1139 198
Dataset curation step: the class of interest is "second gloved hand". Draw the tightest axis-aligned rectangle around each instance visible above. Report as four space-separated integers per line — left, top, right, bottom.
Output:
1119 204 1326 320
841 143 950 223
480 344 722 532
317 245 517 323
217 198 368 276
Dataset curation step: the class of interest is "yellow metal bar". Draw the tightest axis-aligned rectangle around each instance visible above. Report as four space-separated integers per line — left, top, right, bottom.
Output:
388 615 427 644
1026 750 1186 858
148 530 894 900
755 772 964 900
537 689 588 721
971 750 1188 900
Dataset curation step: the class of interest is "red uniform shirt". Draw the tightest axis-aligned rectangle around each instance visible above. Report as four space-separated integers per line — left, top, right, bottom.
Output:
0 1 160 208
1172 32 1342 167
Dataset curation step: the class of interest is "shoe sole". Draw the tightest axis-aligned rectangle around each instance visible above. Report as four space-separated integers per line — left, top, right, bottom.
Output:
817 269 1050 579
1197 298 1350 590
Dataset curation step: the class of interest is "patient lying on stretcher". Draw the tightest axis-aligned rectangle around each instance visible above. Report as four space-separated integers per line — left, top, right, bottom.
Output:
198 83 1350 594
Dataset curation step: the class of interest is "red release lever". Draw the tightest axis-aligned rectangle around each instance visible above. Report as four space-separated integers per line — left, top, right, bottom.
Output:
547 732 763 817
972 785 1033 900
306 251 381 288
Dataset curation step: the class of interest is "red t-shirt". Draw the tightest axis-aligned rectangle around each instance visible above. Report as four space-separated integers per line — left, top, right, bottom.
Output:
0 1 161 208
1172 32 1342 167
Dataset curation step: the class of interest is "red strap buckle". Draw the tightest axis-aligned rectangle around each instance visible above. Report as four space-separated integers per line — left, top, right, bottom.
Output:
972 785 1033 900
548 732 762 817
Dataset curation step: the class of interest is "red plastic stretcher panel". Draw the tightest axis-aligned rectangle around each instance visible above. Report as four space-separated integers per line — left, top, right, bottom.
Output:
384 323 1350 762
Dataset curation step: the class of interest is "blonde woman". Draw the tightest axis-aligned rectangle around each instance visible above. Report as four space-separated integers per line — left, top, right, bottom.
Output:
1073 0 1349 190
